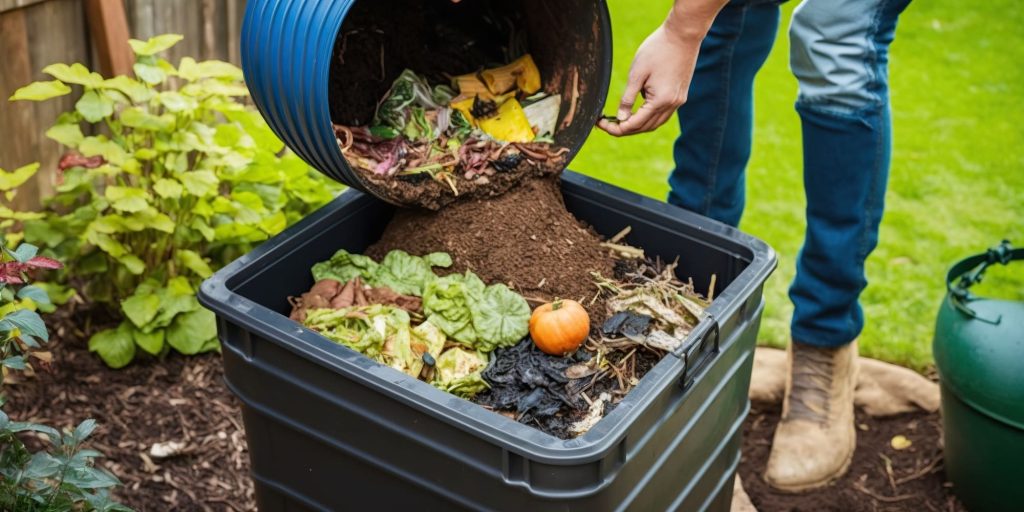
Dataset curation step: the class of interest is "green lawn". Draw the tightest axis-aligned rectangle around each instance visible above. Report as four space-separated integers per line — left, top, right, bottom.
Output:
574 0 1024 370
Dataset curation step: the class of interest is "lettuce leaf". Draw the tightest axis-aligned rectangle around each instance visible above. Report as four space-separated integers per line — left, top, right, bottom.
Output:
423 272 529 352
311 249 378 283
303 304 410 360
422 272 484 345
470 283 531 352
376 250 452 296
432 347 489 398
311 249 451 296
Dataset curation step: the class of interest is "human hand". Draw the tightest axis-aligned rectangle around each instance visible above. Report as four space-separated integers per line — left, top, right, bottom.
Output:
597 24 703 137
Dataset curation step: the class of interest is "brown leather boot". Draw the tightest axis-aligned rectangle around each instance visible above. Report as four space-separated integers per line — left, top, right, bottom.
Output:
764 339 858 492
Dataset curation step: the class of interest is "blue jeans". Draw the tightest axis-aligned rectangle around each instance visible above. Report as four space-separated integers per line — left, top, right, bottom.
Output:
669 0 912 348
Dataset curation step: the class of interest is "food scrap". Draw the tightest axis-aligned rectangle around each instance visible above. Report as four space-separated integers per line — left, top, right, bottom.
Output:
289 227 713 439
333 55 570 201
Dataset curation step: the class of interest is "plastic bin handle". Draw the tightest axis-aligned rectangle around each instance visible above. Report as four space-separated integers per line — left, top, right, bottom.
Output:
674 315 721 391
946 240 1022 325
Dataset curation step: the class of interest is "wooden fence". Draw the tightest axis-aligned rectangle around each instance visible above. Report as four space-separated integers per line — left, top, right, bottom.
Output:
0 0 246 210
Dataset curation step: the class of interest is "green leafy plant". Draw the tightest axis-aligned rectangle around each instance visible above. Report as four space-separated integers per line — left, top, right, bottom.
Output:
0 239 127 511
6 34 342 368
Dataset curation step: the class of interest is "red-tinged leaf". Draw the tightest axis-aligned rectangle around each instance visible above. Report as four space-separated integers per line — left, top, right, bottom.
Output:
25 257 62 270
0 273 25 284
58 152 105 171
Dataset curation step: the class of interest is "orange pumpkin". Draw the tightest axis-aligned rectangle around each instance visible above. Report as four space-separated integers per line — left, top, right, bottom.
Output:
530 299 590 356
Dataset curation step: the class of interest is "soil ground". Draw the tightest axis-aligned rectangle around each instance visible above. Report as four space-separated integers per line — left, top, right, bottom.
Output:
740 401 966 512
5 335 961 511
5 338 253 511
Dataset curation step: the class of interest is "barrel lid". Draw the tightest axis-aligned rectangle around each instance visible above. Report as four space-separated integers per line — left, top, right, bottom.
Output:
933 242 1024 428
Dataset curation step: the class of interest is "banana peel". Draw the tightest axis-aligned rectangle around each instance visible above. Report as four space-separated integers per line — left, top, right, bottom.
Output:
482 55 541 96
478 98 535 143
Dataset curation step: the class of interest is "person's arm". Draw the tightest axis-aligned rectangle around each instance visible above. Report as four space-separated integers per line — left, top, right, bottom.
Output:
597 0 728 137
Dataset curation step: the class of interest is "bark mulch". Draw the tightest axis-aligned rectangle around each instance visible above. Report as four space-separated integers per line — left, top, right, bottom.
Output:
740 401 966 512
4 336 253 511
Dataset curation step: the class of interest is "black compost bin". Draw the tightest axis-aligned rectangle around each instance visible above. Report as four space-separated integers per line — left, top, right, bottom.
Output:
199 172 777 511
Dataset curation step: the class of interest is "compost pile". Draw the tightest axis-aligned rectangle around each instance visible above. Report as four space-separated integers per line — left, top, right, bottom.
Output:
333 56 570 210
290 179 715 438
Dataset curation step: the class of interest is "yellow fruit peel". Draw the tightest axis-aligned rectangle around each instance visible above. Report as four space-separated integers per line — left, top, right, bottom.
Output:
482 54 542 96
478 98 535 143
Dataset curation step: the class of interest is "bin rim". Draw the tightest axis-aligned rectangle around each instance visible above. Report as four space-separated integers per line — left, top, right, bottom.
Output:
199 171 777 465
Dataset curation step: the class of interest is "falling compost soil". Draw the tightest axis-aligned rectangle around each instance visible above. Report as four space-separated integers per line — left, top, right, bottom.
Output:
367 176 616 321
357 153 566 211
740 401 966 512
4 306 253 511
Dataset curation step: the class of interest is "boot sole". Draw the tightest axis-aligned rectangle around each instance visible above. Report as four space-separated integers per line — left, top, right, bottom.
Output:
763 447 854 493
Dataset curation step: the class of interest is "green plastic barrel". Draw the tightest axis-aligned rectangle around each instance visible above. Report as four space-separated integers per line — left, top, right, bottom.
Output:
933 241 1024 512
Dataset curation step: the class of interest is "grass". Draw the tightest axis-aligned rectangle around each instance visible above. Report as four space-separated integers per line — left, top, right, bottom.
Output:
574 0 1024 370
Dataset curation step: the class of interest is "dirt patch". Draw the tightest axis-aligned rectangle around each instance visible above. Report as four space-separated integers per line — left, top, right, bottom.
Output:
740 401 966 512
367 176 616 322
4 318 253 511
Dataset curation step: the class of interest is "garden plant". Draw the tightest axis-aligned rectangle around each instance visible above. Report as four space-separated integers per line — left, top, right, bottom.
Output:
0 238 127 511
6 34 342 368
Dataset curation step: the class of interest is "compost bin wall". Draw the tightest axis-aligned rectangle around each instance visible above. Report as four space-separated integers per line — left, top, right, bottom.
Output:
199 172 777 511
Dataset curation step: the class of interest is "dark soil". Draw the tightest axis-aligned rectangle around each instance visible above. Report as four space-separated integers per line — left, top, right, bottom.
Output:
4 315 253 511
357 151 566 210
740 401 966 512
367 176 617 322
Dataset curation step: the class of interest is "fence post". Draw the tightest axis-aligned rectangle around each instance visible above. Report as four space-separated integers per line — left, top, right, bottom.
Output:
84 0 132 77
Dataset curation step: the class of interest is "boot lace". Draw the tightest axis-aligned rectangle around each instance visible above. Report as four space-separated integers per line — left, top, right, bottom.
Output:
787 344 836 424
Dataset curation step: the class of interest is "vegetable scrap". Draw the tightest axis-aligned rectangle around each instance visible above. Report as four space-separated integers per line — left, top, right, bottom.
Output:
288 228 713 439
290 249 530 398
592 257 712 353
333 55 570 201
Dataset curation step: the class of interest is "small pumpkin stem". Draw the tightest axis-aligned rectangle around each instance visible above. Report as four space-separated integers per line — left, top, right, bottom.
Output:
552 299 563 311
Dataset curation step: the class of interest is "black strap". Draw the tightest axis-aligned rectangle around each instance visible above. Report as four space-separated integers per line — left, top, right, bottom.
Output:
946 240 1022 323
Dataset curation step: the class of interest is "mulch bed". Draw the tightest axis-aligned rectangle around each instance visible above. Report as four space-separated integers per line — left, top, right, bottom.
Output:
4 338 253 511
739 401 966 512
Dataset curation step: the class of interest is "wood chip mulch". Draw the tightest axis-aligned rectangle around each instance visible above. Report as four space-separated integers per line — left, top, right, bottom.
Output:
4 335 254 511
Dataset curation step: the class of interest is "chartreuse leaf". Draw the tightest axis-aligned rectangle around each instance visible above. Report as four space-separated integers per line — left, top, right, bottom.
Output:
46 123 84 146
42 63 104 88
182 171 219 197
105 186 150 212
9 80 71 101
176 249 213 278
122 292 160 327
129 34 184 56
0 163 40 191
132 327 165 356
88 322 136 369
76 90 114 123
178 57 243 81
117 254 145 275
167 307 217 355
133 62 166 85
153 178 183 199
101 75 153 102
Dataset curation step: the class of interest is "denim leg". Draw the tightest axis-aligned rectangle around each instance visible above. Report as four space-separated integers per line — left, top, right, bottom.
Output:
787 0 913 347
667 1 780 228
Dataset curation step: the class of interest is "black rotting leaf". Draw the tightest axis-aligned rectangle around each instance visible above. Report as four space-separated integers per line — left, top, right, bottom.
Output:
476 339 589 431
601 311 653 341
470 97 499 119
490 152 523 173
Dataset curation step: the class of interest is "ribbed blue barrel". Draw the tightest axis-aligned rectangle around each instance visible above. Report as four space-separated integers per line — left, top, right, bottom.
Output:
240 0 612 200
